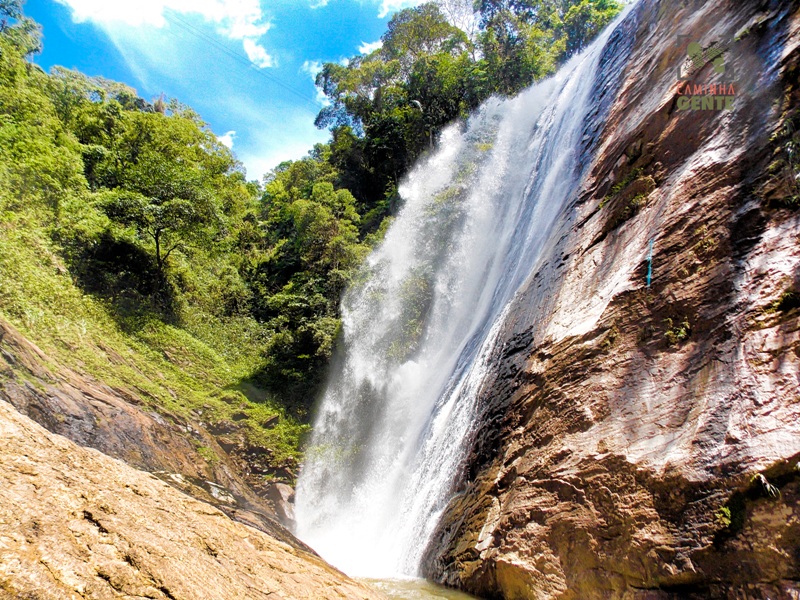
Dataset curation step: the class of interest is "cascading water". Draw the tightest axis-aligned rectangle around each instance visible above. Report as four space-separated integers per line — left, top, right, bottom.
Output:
295 5 636 579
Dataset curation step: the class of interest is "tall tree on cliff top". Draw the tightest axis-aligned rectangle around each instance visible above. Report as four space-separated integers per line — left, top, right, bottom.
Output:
475 0 622 94
314 3 474 217
464 0 625 110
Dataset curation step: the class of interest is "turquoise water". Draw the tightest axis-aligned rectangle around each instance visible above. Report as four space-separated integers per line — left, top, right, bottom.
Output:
361 578 480 599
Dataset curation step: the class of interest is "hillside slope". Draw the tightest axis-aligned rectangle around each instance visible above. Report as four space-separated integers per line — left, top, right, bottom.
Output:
0 2 316 540
425 0 800 598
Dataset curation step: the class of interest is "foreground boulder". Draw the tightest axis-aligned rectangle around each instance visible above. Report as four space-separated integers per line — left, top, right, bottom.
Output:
0 398 382 600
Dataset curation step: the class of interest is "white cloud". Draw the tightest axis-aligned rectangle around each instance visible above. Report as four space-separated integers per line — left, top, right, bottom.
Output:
358 39 382 55
300 60 330 106
242 38 275 68
218 130 236 149
377 0 426 18
301 60 323 80
223 11 270 39
310 0 330 7
54 0 275 68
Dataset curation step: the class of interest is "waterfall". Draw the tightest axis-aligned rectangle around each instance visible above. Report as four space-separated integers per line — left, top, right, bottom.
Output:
295 6 636 578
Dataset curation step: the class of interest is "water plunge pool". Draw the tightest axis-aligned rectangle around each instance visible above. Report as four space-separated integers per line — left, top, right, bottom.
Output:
361 578 480 599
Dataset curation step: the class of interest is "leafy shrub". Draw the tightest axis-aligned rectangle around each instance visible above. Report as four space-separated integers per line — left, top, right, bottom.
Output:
664 316 691 346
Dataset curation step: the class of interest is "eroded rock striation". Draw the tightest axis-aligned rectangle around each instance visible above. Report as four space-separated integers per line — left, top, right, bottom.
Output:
424 0 800 598
0 398 382 599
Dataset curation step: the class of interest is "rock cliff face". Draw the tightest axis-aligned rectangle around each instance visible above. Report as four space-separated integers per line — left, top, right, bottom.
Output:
0 397 382 599
424 0 800 598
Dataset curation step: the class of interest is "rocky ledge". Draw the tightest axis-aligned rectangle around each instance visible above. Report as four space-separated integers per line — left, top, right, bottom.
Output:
0 316 301 545
0 397 383 599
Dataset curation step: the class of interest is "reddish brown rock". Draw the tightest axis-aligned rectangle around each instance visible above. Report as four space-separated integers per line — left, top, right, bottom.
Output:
424 1 800 598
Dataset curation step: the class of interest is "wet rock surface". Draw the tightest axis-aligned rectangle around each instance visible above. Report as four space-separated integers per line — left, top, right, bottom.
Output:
425 1 800 598
268 483 297 529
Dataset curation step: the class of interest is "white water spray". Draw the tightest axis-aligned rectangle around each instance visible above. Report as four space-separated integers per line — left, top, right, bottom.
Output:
295 7 635 578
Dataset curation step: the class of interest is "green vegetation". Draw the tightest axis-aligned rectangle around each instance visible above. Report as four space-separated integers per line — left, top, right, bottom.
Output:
600 170 655 232
601 321 618 350
0 0 624 476
715 505 732 528
766 288 800 315
252 158 370 400
664 316 691 346
0 3 332 477
197 445 221 465
607 169 643 199
692 225 719 256
713 492 746 541
600 168 646 208
476 0 622 93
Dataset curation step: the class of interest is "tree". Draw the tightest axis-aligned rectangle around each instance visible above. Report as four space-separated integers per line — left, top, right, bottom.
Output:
382 4 467 76
315 4 467 132
0 0 21 25
103 191 216 279
561 0 623 56
435 0 479 42
311 2 480 232
241 150 369 401
475 0 621 94
98 110 235 282
46 67 152 131
0 0 40 55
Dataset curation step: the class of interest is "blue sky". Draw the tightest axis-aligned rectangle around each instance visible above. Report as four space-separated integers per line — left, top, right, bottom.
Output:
25 0 427 181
